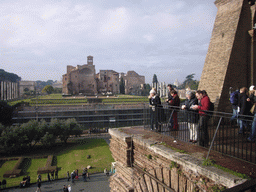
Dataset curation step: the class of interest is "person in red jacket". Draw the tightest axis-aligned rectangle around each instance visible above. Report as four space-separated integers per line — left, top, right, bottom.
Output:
168 90 180 131
192 90 210 147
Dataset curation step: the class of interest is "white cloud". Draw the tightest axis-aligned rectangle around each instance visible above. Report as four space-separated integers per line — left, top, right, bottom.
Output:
99 7 131 37
41 7 59 20
0 0 217 83
143 34 154 42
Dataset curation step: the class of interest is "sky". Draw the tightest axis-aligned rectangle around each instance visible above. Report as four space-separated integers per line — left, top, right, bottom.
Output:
0 0 217 84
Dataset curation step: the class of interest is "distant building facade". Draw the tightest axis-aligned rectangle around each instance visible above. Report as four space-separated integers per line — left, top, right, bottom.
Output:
120 71 145 95
62 56 145 95
97 70 119 94
63 56 97 95
19 81 36 96
52 81 63 89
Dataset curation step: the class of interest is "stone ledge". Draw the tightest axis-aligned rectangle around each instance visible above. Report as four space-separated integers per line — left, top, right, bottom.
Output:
109 128 247 189
132 134 246 188
109 128 132 143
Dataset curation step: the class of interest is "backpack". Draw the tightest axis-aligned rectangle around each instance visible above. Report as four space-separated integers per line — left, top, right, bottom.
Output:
206 101 215 117
230 91 239 105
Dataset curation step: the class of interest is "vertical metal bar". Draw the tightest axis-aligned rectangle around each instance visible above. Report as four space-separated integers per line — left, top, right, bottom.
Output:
206 117 223 160
222 119 224 154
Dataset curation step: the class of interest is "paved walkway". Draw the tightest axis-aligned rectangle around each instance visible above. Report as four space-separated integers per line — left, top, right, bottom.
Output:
1 173 110 192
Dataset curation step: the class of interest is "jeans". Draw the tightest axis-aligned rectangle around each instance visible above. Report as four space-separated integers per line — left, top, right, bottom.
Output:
231 108 239 124
248 113 256 141
239 119 248 133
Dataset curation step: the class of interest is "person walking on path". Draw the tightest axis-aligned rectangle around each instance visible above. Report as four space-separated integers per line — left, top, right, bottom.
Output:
71 171 75 183
63 185 68 192
104 168 109 176
76 169 79 178
2 179 6 189
51 170 54 181
47 172 51 182
37 174 41 182
87 172 90 180
67 171 70 181
55 169 58 179
82 168 87 182
68 184 71 192
36 180 41 192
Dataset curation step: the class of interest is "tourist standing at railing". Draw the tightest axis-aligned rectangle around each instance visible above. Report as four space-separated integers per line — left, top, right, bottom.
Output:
166 84 174 129
168 90 180 131
149 88 162 131
247 88 256 142
249 85 255 99
181 91 198 143
166 84 174 102
192 90 210 147
230 89 240 125
238 87 250 134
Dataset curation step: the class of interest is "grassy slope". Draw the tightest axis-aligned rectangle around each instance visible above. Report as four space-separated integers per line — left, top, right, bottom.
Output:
0 138 114 188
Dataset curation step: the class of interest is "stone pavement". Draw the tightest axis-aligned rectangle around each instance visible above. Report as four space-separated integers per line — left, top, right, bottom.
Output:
1 173 110 192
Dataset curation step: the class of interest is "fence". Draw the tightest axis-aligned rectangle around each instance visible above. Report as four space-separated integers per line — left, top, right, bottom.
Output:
12 104 148 129
13 102 256 164
143 104 256 164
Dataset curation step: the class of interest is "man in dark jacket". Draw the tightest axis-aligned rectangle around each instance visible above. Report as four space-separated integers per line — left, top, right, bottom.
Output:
238 87 250 134
149 89 162 131
182 91 198 142
166 84 174 103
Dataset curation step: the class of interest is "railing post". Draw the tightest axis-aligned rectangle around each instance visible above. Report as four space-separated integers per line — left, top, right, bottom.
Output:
206 117 223 160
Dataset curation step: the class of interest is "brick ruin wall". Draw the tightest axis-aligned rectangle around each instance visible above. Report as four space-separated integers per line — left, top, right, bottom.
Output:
109 128 246 192
199 0 256 112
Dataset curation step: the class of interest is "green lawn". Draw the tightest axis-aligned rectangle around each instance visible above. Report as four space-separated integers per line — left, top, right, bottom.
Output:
0 138 114 188
57 139 114 178
7 93 151 106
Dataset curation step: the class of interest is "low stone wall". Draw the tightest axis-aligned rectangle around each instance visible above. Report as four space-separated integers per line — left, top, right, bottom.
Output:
3 157 24 178
109 128 247 192
37 155 57 174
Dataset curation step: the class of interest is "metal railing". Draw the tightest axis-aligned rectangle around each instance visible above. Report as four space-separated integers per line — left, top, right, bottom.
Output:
143 104 256 164
12 104 149 129
12 102 256 164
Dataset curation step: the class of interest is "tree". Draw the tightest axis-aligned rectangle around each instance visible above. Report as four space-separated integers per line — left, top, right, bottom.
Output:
42 85 54 94
53 88 62 93
141 84 151 96
0 69 21 82
152 74 158 85
119 77 125 94
179 73 199 90
0 101 14 126
59 118 82 144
